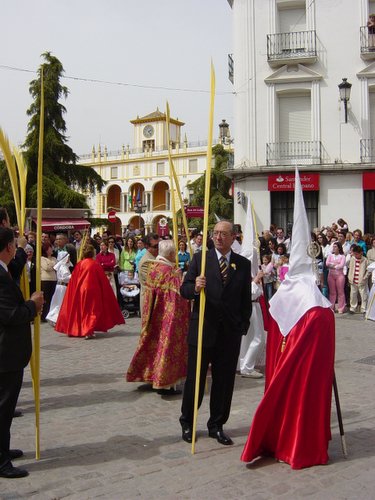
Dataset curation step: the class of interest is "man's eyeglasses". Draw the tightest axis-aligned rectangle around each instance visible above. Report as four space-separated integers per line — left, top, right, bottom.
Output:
213 231 230 237
150 243 159 249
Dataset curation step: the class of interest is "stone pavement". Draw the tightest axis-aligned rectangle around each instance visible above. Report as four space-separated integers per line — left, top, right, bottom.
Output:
1 312 374 500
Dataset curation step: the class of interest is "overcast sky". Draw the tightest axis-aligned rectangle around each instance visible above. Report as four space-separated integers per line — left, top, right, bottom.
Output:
0 1 233 156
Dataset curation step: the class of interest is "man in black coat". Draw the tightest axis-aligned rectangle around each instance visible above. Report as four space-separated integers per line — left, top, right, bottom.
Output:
179 221 251 445
0 227 44 478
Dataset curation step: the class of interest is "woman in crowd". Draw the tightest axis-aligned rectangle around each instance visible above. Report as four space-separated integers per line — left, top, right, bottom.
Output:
177 240 190 271
326 241 346 313
119 236 137 273
317 233 330 297
108 236 120 266
96 241 117 296
55 244 124 339
273 242 287 267
41 242 57 321
267 238 278 263
134 238 146 273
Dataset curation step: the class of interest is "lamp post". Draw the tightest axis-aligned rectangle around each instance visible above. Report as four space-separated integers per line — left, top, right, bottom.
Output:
134 201 147 233
219 119 230 144
338 78 352 123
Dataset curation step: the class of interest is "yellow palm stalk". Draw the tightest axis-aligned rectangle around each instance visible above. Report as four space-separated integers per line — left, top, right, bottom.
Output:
191 61 215 454
165 103 193 258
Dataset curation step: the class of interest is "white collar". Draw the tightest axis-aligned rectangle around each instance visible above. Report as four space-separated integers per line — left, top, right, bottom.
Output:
0 259 8 272
215 248 231 261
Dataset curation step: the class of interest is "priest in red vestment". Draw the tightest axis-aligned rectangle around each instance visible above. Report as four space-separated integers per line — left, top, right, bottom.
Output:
126 240 190 394
55 244 124 338
241 169 335 469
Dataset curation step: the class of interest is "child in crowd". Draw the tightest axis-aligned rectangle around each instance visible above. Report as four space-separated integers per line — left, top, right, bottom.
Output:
261 254 275 301
278 255 290 283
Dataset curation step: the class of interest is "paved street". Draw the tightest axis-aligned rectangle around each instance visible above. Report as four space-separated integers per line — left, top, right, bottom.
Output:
1 312 374 500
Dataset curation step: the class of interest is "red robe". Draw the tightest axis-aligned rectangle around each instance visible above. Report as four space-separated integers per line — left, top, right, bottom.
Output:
55 258 124 337
241 306 335 469
126 260 189 388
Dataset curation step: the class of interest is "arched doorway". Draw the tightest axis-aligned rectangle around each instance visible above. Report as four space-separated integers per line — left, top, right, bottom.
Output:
152 214 169 234
153 181 169 211
107 216 122 236
107 185 121 212
128 215 145 232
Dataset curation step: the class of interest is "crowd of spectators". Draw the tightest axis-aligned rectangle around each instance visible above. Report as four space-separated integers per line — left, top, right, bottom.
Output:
258 219 375 315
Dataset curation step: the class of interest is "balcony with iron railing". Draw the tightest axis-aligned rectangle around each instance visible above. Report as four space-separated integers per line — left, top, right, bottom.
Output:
267 30 317 67
360 26 375 59
360 139 375 162
266 141 322 166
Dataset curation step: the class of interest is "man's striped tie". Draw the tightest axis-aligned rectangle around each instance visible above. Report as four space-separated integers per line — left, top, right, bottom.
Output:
219 256 229 284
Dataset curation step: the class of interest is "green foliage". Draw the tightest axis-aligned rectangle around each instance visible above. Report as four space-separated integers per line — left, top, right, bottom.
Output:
0 159 16 221
187 144 233 231
22 51 105 207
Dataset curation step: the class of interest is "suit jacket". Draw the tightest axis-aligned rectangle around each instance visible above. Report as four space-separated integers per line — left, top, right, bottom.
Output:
0 266 37 372
181 248 252 347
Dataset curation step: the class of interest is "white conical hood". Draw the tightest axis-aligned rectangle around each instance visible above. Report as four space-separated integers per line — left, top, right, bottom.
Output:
240 196 258 277
269 168 331 336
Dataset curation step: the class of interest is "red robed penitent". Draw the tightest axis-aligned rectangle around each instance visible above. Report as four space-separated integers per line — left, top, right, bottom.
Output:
241 306 335 469
55 258 124 337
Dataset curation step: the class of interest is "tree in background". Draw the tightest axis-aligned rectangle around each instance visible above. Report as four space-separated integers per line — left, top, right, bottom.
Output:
22 51 105 208
187 144 233 231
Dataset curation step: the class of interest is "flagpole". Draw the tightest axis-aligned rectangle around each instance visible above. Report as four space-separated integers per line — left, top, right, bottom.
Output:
191 61 215 454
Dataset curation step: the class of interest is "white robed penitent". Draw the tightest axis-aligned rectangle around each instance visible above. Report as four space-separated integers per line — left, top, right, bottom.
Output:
365 262 375 321
237 197 266 376
46 252 72 325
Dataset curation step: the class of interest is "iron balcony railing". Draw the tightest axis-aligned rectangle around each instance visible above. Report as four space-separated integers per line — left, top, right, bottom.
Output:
360 26 375 54
360 139 375 162
266 141 322 166
267 30 317 62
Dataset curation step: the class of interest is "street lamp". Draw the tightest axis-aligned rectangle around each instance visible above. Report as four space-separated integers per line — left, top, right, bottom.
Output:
338 78 352 123
133 200 147 233
219 119 230 144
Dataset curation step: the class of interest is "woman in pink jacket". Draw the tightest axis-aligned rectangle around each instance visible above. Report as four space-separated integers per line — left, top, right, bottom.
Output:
326 242 346 313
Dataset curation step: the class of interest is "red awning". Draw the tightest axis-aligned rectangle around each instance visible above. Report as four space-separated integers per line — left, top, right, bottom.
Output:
32 218 90 231
363 172 375 190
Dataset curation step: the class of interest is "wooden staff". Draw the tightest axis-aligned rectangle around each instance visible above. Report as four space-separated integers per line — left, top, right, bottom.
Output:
165 102 193 258
191 61 215 454
165 107 179 266
333 372 348 457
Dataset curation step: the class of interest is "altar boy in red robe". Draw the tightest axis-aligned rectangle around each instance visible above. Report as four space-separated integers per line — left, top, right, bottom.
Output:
241 169 335 470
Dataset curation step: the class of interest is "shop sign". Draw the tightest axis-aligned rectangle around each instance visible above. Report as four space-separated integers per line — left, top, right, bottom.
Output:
268 173 320 191
185 206 204 218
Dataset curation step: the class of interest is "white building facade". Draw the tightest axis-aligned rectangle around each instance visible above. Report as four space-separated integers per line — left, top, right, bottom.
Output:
80 109 232 235
228 0 375 234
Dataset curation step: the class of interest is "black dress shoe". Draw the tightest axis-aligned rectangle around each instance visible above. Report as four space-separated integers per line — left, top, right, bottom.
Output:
13 410 23 418
208 429 234 446
8 449 23 460
0 462 29 478
181 426 193 443
157 388 182 396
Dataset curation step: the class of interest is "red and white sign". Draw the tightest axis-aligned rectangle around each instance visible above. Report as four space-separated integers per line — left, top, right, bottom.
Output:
363 172 375 190
185 206 205 218
268 173 320 191
107 210 117 222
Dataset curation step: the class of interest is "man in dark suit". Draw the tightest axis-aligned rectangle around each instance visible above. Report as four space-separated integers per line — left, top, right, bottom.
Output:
0 227 44 478
179 221 251 445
